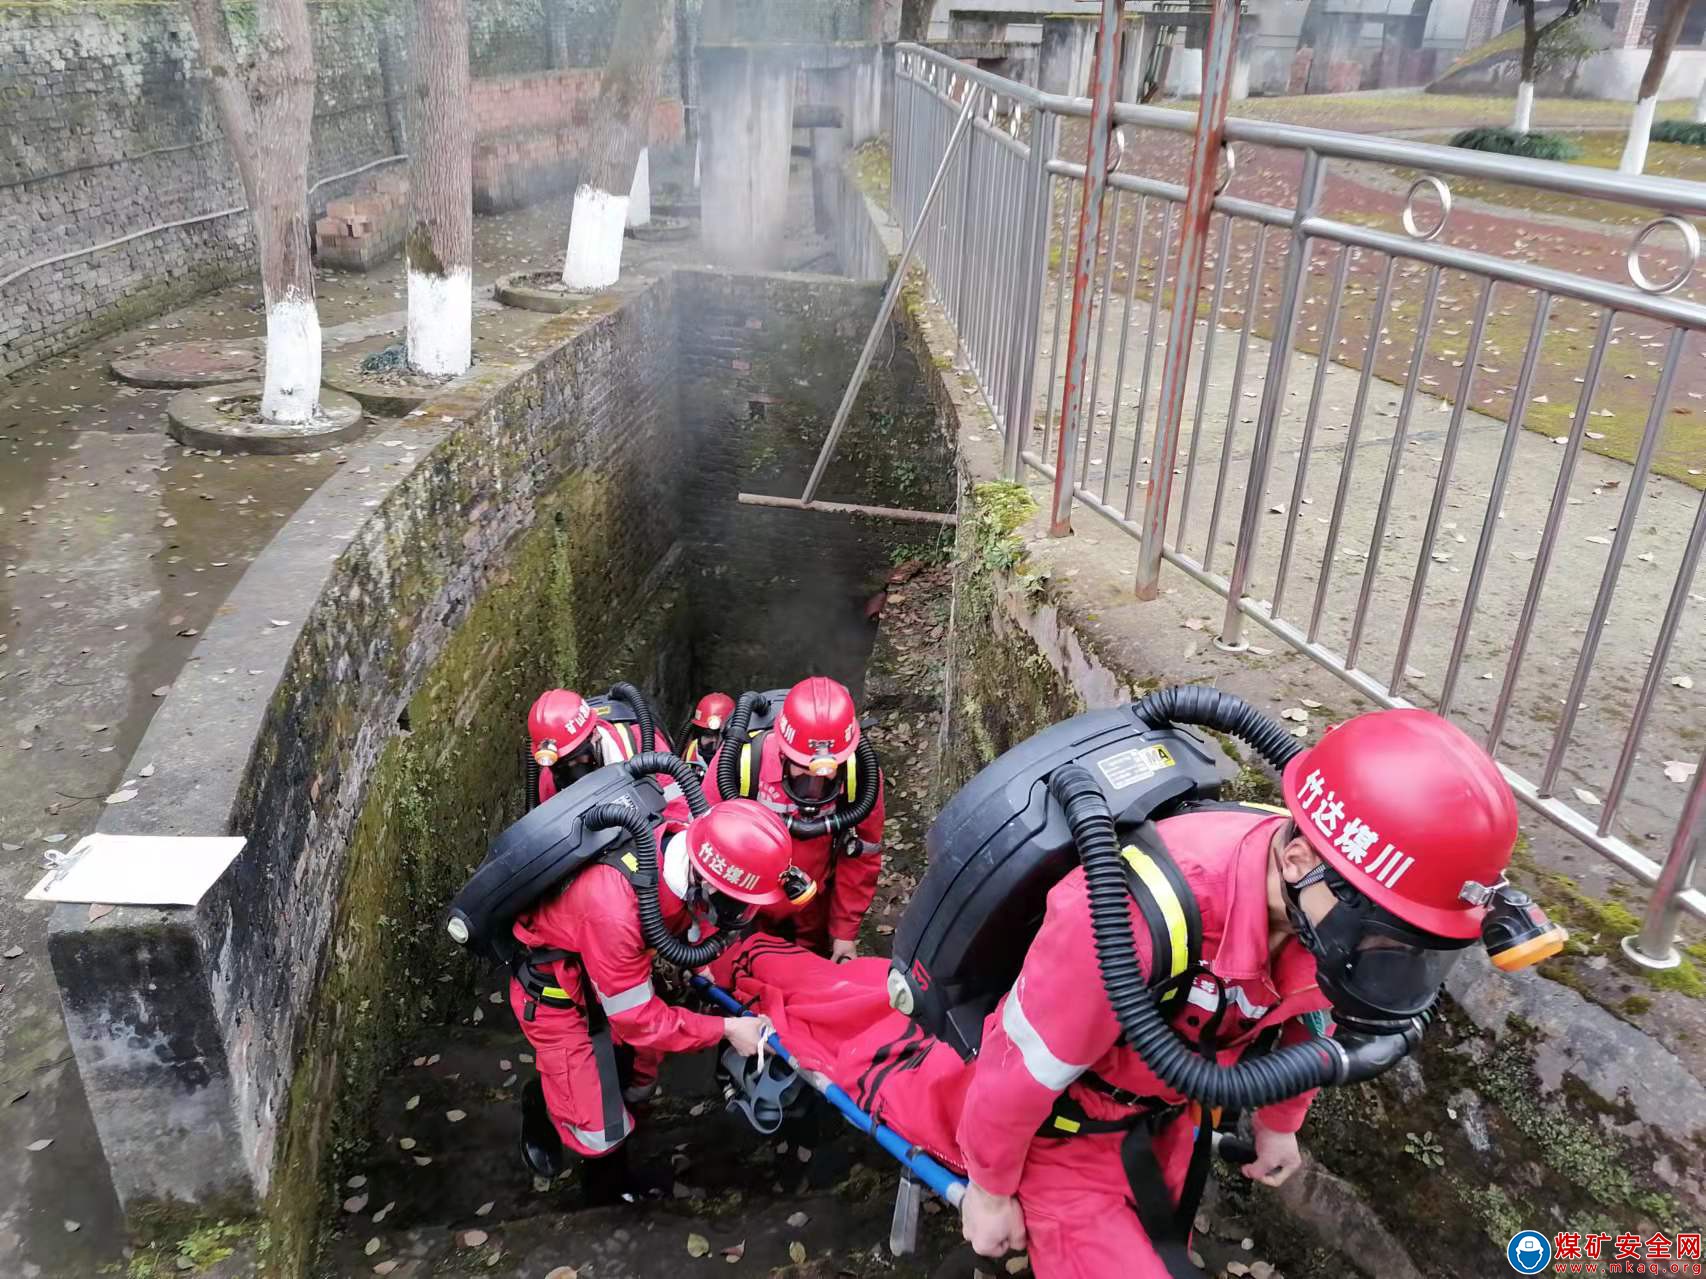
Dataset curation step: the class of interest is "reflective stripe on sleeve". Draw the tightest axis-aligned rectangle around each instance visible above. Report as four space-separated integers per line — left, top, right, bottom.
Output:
595 977 656 1016
1000 989 1088 1092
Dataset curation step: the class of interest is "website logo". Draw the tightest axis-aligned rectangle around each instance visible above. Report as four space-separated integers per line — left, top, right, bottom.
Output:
1508 1230 1553 1274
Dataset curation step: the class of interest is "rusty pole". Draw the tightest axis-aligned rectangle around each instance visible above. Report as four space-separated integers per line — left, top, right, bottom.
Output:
1046 0 1125 538
1131 0 1240 596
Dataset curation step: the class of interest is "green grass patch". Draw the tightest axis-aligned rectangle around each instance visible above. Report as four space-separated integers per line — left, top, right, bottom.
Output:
1449 125 1580 161
1652 119 1706 146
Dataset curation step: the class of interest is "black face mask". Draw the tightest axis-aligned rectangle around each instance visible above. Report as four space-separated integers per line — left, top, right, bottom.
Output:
781 763 839 809
550 745 600 792
694 730 721 761
1285 864 1467 1033
687 873 759 932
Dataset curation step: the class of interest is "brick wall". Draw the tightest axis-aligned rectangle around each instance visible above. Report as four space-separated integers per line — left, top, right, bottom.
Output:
0 0 661 378
472 71 684 212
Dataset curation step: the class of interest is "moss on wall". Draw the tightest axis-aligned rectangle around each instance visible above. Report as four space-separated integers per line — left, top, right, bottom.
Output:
260 474 686 1274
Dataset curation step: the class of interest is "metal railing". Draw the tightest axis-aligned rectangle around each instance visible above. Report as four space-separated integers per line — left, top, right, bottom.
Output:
891 31 1706 966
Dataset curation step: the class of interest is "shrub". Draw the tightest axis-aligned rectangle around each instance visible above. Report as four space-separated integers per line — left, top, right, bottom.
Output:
1652 120 1706 147
1448 126 1580 162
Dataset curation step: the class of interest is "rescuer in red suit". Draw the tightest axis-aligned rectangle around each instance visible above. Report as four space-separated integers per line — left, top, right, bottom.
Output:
682 692 735 771
527 687 688 821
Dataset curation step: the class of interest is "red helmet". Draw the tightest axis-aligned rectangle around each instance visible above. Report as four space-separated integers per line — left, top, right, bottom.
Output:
685 798 795 906
775 677 860 778
527 689 596 765
692 692 735 731
1282 708 1519 940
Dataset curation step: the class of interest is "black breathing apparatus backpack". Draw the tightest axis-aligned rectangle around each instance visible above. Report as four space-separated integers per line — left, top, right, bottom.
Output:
888 701 1258 1061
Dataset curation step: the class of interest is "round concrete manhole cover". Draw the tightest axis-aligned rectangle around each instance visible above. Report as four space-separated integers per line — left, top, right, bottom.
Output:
111 340 263 389
166 381 367 455
626 216 695 242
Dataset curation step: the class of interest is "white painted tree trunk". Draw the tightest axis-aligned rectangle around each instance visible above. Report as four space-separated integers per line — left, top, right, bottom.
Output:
626 147 652 228
406 269 473 376
1621 94 1658 173
261 291 323 424
1513 80 1535 133
407 0 473 376
563 186 631 289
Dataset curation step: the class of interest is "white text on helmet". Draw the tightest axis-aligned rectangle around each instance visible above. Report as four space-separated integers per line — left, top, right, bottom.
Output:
1299 768 1414 889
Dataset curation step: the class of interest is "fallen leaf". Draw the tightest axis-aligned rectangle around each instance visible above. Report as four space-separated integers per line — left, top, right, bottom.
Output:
88 903 114 923
399 1137 416 1150
1573 787 1602 808
1664 760 1697 784
458 1229 488 1248
1674 675 1695 690
348 1175 368 1189
27 1138 52 1151
139 764 156 777
373 1263 400 1276
1279 707 1308 722
721 1240 746 1263
786 1211 809 1228
789 1241 807 1264
412 1155 432 1166
105 790 139 804
1182 617 1207 631
405 1095 420 1111
64 1220 80 1233
475 1200 494 1217
687 1233 712 1258
1006 1257 1031 1275
364 1237 382 1257
269 619 291 627
373 1202 395 1223
446 1109 467 1123
3 947 23 960
544 1269 579 1279
1584 535 1611 546
1300 699 1322 709
344 1192 369 1212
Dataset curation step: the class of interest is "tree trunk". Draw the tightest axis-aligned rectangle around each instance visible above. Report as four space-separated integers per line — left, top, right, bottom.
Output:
1515 0 1537 133
562 0 672 290
186 0 321 424
407 0 473 375
1695 67 1706 121
1622 0 1693 172
899 0 932 43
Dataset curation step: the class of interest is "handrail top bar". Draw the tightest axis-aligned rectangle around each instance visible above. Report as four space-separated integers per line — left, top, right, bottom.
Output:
897 42 1706 217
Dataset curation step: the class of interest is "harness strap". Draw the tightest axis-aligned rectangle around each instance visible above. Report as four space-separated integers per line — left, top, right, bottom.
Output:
1118 1112 1210 1279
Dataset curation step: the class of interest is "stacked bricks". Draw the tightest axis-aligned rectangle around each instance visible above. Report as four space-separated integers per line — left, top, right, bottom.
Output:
315 169 410 272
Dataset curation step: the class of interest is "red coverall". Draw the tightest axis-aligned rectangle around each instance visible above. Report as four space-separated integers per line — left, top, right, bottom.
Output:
509 836 723 1158
707 730 884 956
708 809 1332 1279
536 719 690 822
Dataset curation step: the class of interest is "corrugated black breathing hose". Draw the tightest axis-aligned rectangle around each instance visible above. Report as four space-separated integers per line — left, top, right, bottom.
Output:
716 690 769 800
627 751 710 817
583 800 729 968
607 681 657 752
1050 763 1342 1109
1130 684 1305 774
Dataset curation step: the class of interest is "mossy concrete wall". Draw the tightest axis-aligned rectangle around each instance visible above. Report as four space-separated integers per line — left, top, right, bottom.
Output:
675 267 955 701
48 273 689 1273
892 265 1706 1274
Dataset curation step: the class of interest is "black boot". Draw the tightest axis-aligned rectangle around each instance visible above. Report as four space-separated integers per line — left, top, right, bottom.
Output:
520 1077 566 1179
580 1145 676 1206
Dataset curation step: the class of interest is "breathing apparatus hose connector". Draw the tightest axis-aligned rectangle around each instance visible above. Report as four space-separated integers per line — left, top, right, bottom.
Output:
1130 685 1305 775
607 681 657 752
717 691 771 801
582 801 730 969
627 751 711 817
788 738 882 840
1052 763 1400 1108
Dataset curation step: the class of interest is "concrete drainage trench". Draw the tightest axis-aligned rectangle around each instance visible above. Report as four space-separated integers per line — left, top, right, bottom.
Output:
47 262 1706 1279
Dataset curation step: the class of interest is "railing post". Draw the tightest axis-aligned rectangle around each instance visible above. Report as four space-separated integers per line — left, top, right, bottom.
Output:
1048 0 1124 537
1003 108 1058 480
1216 148 1325 650
1132 0 1239 598
1623 744 1706 970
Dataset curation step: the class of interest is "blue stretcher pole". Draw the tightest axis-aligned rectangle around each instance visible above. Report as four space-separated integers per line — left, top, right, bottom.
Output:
690 975 968 1208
